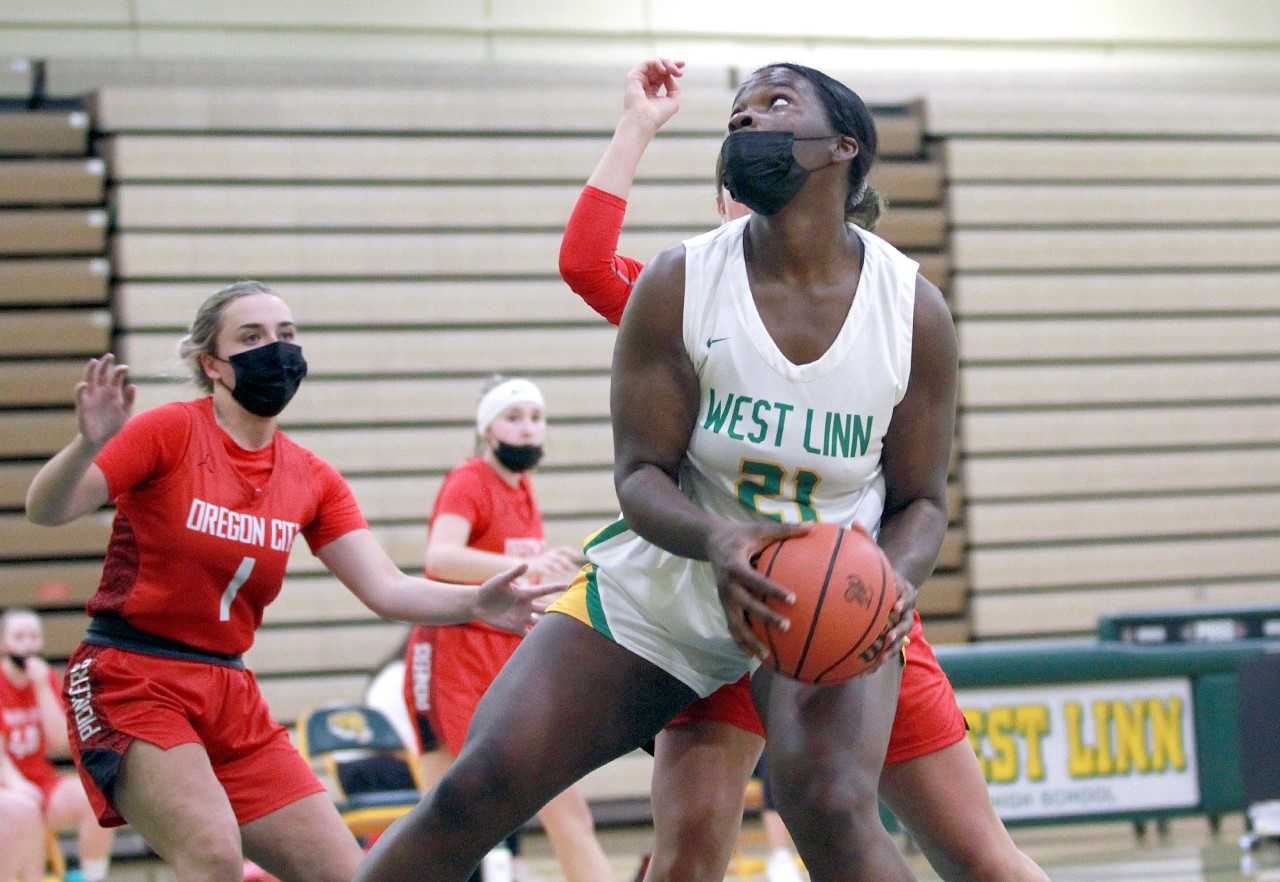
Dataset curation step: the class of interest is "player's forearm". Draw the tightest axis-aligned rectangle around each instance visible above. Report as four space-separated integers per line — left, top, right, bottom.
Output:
424 546 524 584
585 113 659 200
616 464 721 561
877 495 948 590
26 435 100 526
366 572 483 625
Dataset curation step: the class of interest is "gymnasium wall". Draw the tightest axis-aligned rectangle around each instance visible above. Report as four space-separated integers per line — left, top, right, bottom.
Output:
6 0 1280 77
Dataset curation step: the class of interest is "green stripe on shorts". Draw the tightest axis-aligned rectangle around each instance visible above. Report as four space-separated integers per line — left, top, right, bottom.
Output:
585 566 614 641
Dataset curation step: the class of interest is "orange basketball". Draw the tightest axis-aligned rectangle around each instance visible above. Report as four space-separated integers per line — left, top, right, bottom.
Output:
749 522 898 684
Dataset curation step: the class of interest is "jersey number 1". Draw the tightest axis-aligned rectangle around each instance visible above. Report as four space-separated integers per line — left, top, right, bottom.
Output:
220 556 257 621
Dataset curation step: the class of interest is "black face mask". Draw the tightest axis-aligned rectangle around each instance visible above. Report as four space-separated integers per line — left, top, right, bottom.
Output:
494 443 543 472
719 130 838 216
220 341 308 418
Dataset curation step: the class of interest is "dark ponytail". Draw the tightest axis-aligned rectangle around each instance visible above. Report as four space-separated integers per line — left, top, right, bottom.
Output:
846 181 885 232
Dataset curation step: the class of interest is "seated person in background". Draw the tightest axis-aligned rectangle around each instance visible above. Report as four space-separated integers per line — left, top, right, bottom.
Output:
0 730 46 882
0 609 115 882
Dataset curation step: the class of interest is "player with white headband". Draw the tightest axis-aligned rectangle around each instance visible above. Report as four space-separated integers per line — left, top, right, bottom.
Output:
400 376 612 882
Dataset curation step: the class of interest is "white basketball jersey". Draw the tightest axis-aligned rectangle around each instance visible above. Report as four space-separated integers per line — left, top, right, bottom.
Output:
586 216 918 695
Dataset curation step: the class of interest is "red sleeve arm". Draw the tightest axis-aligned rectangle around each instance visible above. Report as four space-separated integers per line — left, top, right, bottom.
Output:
93 403 193 500
430 468 487 539
302 459 369 553
558 185 645 327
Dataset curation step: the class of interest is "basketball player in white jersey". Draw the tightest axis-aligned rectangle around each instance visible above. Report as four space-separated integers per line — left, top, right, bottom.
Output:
353 63 954 882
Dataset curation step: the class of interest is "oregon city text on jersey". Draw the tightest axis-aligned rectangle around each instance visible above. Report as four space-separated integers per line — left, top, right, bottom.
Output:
184 497 302 552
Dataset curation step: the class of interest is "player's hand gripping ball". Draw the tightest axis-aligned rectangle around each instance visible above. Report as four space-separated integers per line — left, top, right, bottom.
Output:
749 522 898 684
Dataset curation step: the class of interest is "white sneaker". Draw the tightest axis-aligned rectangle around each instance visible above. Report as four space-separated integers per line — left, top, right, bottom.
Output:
766 848 804 882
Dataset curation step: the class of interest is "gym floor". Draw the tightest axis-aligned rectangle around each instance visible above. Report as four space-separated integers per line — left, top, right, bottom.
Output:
103 814 1276 882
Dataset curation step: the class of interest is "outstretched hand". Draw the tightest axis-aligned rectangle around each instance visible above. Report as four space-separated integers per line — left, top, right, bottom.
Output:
75 353 135 449
623 58 685 133
474 564 567 634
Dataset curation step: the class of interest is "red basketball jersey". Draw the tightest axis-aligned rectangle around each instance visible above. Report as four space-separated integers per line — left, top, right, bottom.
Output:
430 458 544 559
428 457 544 632
90 398 366 654
0 667 60 786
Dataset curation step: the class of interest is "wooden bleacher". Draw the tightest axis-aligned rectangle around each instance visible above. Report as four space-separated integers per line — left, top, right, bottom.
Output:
940 96 1280 640
0 69 111 688
0 257 109 304
0 111 91 157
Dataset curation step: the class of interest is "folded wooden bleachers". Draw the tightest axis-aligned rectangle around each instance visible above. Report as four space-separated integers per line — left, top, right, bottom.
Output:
0 60 110 659
937 90 1280 640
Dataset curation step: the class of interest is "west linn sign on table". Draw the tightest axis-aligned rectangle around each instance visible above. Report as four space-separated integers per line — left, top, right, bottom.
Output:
931 619 1280 827
959 678 1198 821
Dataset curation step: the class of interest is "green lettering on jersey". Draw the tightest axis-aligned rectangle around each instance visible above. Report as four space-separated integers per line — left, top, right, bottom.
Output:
802 408 823 455
771 402 794 448
850 413 874 457
727 395 752 441
748 399 772 444
703 388 734 434
830 412 852 459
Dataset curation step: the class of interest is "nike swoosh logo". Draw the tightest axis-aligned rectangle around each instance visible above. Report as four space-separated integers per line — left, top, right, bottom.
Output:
706 336 731 347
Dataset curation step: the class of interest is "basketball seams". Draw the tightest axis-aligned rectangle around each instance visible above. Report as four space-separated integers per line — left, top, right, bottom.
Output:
791 527 845 681
812 546 891 684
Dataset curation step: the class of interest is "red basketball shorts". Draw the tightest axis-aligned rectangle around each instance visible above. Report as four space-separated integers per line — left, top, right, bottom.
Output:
403 623 522 757
666 610 968 765
62 643 323 827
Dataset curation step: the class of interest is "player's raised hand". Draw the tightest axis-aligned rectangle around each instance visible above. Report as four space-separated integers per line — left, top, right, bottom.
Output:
623 58 685 133
474 564 566 634
74 353 136 448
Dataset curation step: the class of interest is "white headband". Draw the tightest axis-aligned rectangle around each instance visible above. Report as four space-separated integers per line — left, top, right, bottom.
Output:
476 379 545 436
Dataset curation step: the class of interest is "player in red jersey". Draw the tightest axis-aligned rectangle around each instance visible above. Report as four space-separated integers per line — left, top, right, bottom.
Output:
402 375 611 882
24 281 559 882
0 609 114 882
557 59 1048 882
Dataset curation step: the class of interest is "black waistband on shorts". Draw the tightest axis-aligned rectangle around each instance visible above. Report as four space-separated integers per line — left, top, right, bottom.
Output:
84 616 246 670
